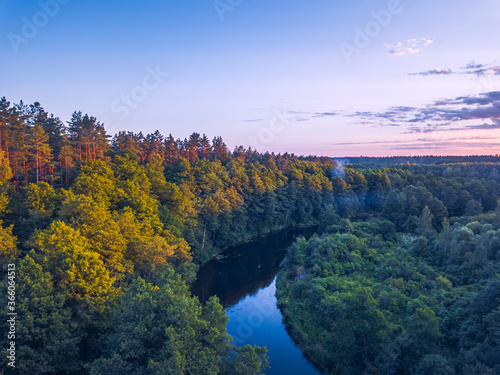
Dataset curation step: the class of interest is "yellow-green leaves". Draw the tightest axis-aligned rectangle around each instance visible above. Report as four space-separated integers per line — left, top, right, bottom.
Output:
24 182 59 218
58 194 131 278
0 221 18 261
0 150 13 182
31 221 115 309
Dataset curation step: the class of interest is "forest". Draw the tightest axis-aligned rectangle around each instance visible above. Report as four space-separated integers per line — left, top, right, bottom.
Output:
278 163 500 374
0 97 334 374
1 96 500 374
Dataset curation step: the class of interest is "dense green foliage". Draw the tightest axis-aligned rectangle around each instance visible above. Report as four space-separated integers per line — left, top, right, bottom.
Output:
0 97 336 374
278 163 500 374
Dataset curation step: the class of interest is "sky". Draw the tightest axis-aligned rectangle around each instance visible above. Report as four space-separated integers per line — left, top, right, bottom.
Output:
1 0 500 156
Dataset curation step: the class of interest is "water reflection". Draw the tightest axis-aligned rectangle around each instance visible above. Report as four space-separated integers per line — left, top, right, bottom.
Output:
191 226 324 375
191 226 317 308
225 279 323 375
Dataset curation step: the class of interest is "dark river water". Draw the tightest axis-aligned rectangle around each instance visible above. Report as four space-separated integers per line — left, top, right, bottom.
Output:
191 227 324 375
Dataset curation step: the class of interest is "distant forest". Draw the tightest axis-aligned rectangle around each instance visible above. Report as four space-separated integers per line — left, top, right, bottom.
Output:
278 163 500 374
346 155 500 166
1 97 500 374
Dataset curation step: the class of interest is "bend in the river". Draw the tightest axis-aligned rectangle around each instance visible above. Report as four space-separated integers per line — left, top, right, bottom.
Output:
191 227 324 375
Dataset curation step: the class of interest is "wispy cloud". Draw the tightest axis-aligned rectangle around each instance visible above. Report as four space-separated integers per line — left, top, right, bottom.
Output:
408 68 453 76
465 120 500 130
287 110 311 115
312 112 338 118
332 135 500 153
465 66 500 76
462 61 500 76
384 38 434 56
244 109 339 124
244 119 265 123
346 91 500 133
332 135 499 146
408 61 500 77
463 62 487 70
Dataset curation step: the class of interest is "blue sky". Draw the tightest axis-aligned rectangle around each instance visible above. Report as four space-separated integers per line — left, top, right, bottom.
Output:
1 0 500 156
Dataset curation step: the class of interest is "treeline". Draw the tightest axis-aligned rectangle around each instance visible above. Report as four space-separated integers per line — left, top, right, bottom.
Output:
347 155 500 168
278 163 500 375
0 97 328 189
0 97 338 374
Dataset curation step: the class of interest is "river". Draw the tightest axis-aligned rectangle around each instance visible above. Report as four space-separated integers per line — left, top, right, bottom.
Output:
191 227 324 375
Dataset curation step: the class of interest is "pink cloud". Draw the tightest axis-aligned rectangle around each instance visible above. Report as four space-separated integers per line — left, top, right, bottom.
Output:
384 38 434 56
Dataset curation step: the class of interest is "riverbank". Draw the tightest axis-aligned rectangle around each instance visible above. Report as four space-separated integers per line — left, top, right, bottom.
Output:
200 221 321 265
276 272 331 374
191 226 324 374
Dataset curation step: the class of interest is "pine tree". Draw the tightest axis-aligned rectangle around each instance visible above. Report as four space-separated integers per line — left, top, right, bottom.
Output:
145 130 164 161
164 134 179 164
186 132 201 162
212 136 228 161
29 102 63 155
68 112 109 161
0 97 11 155
8 106 29 187
200 133 211 159
27 125 53 183
58 128 76 188
111 131 141 157
0 150 13 182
